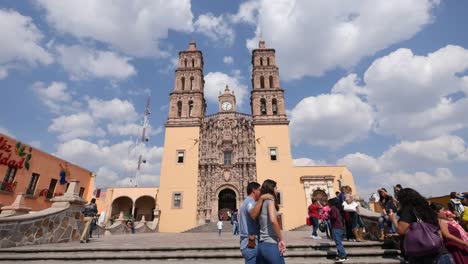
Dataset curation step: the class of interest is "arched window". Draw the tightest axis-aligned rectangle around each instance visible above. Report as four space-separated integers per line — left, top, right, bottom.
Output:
260 57 263 66
272 99 278 115
190 77 194 90
188 101 194 117
177 101 182 118
192 58 195 67
181 77 185 91
184 58 187 67
267 57 270 66
260 98 267 115
269 76 274 88
260 76 265 88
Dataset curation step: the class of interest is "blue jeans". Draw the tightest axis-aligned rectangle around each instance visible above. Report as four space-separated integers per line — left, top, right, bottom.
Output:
378 213 396 233
256 242 285 264
241 247 257 264
233 221 239 235
332 229 347 258
310 217 319 236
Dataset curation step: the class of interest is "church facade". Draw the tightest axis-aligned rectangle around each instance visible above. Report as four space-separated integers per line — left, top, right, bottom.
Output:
157 40 356 232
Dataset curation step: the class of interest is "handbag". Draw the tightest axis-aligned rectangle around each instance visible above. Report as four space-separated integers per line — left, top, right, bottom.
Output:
404 209 443 257
319 221 326 232
306 216 311 226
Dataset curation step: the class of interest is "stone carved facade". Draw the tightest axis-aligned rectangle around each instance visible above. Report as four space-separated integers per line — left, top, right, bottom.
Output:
197 102 257 222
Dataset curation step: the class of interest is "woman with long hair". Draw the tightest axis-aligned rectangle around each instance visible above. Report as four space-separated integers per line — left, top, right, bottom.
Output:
389 188 443 263
377 188 397 240
256 179 286 264
431 202 468 264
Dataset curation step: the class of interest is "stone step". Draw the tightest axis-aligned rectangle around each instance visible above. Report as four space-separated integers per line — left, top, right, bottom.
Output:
184 221 235 233
0 247 400 260
0 257 404 264
0 240 387 253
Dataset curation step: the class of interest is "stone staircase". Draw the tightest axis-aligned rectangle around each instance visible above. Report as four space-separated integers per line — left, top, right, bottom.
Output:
184 220 234 233
0 232 403 263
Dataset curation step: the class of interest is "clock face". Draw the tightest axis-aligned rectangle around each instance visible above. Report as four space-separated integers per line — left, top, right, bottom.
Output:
222 101 232 111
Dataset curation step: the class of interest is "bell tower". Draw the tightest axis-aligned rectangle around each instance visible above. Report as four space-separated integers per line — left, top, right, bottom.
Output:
167 40 206 126
251 40 293 198
159 41 205 232
250 40 288 124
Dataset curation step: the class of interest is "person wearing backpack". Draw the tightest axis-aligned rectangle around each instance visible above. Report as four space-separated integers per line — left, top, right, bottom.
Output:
389 188 445 264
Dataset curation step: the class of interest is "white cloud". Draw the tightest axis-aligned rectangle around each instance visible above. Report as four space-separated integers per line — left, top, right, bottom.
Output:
48 113 105 141
242 0 439 80
338 135 468 198
38 0 194 57
107 123 162 137
55 139 163 187
87 98 138 123
333 45 468 139
230 0 260 24
0 127 14 138
223 56 234 64
32 81 81 113
289 93 374 148
0 9 53 79
194 13 235 46
204 71 248 107
293 158 326 166
29 140 41 148
56 45 136 81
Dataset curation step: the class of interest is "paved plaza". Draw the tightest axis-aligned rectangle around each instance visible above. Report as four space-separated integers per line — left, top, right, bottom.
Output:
0 231 403 264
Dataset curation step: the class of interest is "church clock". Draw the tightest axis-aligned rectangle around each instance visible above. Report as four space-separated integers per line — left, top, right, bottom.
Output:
222 101 232 111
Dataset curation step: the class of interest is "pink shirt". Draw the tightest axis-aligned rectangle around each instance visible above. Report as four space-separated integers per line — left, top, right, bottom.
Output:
320 206 331 220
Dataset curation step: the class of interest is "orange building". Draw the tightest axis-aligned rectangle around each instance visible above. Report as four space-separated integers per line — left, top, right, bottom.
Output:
0 133 95 211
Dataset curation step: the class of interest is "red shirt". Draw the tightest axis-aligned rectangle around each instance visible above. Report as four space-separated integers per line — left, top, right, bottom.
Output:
308 203 320 218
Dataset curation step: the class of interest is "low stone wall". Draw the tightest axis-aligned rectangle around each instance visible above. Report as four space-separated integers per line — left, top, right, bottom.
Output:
359 207 381 241
0 180 87 248
0 204 83 248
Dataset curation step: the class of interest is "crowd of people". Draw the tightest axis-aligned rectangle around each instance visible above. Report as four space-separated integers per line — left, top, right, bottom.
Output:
373 186 468 264
237 179 468 264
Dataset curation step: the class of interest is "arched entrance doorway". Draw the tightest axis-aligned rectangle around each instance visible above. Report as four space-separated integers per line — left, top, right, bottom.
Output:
218 189 236 220
134 196 156 221
312 189 328 204
111 196 133 219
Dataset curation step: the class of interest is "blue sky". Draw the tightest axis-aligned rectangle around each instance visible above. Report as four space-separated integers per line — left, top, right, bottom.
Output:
1 0 467 198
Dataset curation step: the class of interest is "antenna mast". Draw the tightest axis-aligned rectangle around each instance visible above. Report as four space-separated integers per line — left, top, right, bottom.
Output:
133 96 151 187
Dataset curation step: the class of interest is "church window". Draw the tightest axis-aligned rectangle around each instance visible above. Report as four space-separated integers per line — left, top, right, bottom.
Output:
177 150 185 164
181 77 185 91
188 101 194 117
260 57 263 66
224 152 232 165
177 101 182 117
192 58 195 67
276 191 283 207
269 75 274 88
190 77 194 90
267 57 270 66
269 148 277 161
260 98 267 115
172 192 183 208
184 58 187 67
260 76 265 88
272 99 278 115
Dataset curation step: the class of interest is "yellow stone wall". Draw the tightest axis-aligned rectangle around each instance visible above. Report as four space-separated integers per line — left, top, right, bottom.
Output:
158 126 200 232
